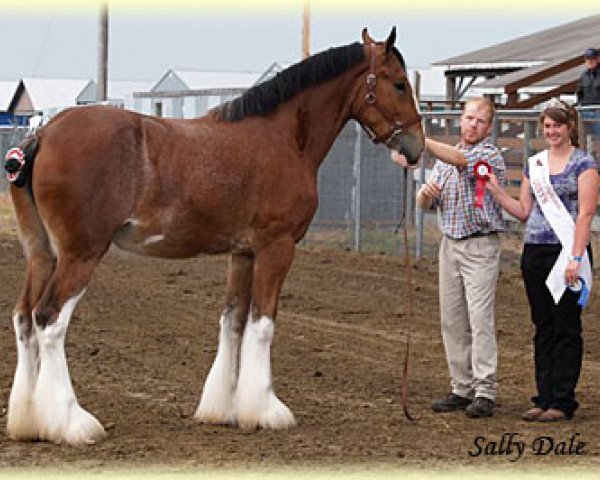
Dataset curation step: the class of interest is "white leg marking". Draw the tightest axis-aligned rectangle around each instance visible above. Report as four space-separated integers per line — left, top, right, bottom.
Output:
195 313 240 425
34 290 106 445
7 313 40 441
142 234 165 246
235 316 295 430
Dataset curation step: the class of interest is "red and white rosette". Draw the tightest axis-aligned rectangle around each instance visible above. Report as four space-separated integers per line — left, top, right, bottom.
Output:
5 147 25 183
473 160 491 208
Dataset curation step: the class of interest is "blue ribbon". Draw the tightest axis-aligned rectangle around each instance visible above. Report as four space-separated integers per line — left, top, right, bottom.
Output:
569 278 590 308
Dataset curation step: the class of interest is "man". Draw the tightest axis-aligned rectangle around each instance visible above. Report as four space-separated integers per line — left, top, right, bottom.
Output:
577 47 600 138
393 97 506 418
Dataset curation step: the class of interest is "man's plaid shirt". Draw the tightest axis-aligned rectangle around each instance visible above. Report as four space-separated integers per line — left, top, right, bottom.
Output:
430 138 506 239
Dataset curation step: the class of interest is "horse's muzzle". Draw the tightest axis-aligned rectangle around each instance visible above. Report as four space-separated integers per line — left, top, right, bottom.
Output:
387 130 424 165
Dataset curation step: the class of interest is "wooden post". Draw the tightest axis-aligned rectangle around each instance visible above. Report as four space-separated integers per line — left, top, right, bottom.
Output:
97 2 109 102
302 1 310 59
524 120 534 162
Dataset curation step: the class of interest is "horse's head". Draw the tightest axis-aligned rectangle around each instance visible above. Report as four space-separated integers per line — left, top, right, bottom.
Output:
351 28 424 165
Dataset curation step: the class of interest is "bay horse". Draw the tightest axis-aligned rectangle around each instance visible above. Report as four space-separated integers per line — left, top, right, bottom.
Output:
5 28 424 445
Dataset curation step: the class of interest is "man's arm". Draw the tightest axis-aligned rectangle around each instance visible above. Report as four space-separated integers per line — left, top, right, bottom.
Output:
424 138 467 169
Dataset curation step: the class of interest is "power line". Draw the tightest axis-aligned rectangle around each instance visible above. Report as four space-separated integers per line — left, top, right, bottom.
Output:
32 13 56 77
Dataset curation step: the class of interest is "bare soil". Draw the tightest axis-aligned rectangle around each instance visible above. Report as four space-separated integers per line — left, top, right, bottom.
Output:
0 216 599 471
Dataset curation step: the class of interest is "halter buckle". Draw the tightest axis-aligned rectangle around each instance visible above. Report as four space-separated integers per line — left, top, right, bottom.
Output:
366 73 377 88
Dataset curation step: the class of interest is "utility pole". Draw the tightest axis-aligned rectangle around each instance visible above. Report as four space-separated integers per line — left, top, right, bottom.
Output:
97 2 109 102
302 1 310 59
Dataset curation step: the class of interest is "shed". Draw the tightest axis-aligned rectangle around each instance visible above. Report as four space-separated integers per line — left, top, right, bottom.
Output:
137 69 261 118
9 78 93 121
0 80 20 125
77 80 154 111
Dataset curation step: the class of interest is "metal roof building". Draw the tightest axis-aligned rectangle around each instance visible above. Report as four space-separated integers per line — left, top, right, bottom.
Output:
135 69 261 118
0 80 19 125
433 14 600 107
77 80 154 111
9 78 92 116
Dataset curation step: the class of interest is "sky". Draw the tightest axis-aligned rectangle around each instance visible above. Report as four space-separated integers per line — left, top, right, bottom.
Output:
0 0 598 83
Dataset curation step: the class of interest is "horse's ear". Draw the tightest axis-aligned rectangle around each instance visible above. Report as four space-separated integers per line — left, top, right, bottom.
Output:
385 26 396 54
362 28 374 45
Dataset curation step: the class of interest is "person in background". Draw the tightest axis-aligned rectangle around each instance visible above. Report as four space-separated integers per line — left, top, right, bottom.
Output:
486 98 598 422
391 97 506 418
576 47 600 138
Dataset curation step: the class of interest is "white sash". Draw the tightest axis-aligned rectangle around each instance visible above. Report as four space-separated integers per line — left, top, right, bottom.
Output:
528 150 593 304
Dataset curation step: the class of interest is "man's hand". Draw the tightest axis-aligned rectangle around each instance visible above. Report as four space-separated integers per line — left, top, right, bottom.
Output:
416 181 441 209
390 150 419 169
485 172 502 196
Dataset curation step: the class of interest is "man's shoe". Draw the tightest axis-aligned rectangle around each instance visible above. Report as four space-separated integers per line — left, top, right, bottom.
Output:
431 393 471 412
465 397 494 418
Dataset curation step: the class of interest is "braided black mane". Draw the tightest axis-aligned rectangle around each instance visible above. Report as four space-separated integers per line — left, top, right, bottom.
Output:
215 42 367 122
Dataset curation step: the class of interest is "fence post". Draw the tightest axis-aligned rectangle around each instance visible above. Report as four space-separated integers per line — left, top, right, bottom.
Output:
406 166 415 229
352 122 362 252
491 114 499 145
523 120 534 162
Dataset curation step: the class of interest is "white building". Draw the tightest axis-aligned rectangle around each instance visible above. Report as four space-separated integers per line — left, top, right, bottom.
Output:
77 80 154 111
137 69 261 118
10 78 93 122
0 80 19 125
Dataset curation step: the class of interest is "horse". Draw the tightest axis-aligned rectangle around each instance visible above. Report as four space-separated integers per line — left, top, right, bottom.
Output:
4 28 424 445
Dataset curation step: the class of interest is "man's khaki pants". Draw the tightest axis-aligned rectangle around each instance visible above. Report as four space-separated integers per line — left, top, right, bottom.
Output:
439 234 501 401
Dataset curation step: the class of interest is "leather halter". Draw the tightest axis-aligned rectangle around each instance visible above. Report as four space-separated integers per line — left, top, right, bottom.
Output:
355 43 422 145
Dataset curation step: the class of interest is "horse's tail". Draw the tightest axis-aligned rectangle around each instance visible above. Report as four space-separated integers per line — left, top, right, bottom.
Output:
4 134 40 194
7 134 53 262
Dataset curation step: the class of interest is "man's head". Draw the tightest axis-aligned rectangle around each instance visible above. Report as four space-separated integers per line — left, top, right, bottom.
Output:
459 97 495 146
584 47 599 71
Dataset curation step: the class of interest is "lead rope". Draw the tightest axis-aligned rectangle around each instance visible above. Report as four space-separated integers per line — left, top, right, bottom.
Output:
395 168 416 421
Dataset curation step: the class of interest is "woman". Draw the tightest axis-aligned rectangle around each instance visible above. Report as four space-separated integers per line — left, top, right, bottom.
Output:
487 98 598 422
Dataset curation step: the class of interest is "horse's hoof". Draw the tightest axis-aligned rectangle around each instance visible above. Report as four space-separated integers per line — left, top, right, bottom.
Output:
194 409 235 426
236 393 296 430
38 405 106 446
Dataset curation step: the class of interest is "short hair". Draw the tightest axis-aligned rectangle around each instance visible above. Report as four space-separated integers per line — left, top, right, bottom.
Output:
463 97 495 123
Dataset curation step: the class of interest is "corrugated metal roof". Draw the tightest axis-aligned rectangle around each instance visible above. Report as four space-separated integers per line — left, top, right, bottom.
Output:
107 80 153 99
0 80 19 111
473 59 586 92
153 69 260 93
434 14 600 70
77 80 154 104
22 78 92 111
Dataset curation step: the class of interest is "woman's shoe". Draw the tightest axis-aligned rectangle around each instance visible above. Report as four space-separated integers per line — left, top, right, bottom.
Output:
537 408 572 422
521 407 545 421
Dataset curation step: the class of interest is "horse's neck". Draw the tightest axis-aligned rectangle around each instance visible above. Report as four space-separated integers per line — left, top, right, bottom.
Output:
285 74 358 170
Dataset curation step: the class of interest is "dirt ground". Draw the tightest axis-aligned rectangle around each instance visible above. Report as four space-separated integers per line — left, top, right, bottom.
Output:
0 207 599 472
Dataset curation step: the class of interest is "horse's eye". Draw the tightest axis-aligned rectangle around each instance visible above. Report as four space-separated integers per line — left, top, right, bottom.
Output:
394 82 406 93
